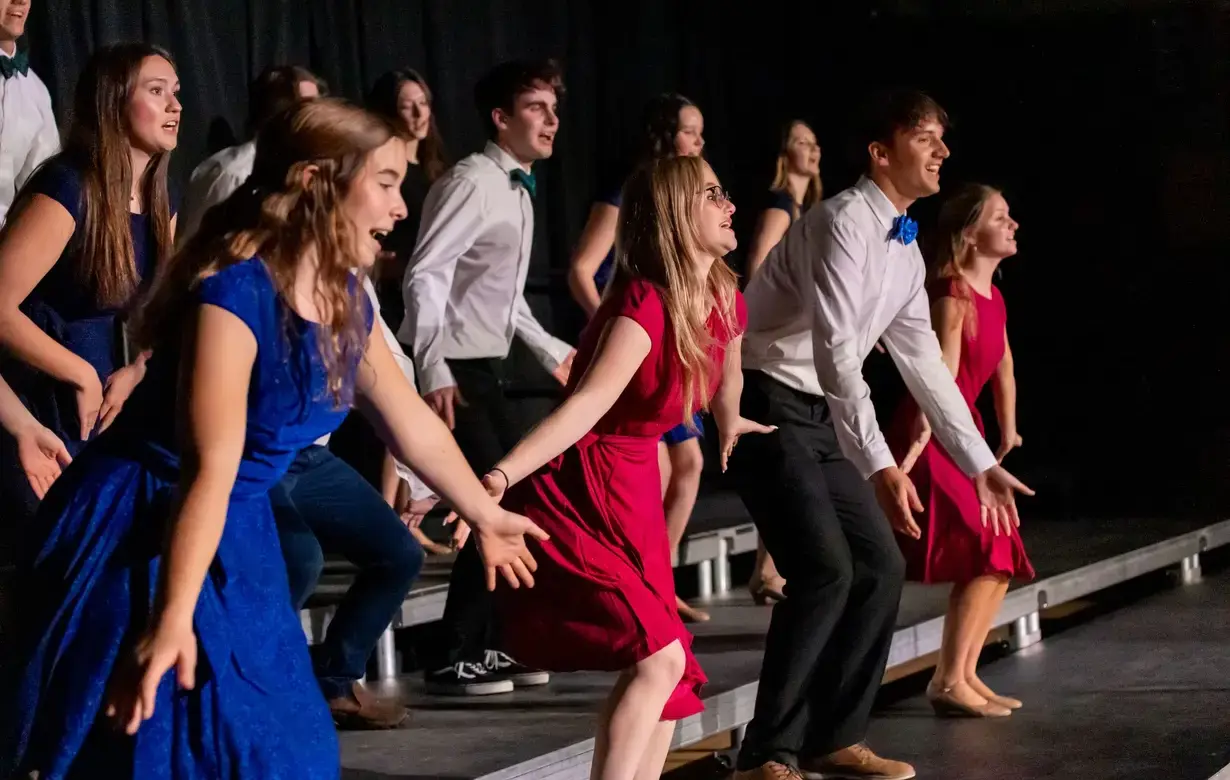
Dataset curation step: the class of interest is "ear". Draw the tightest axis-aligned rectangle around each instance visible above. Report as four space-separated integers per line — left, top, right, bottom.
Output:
867 140 890 170
299 163 320 190
491 107 510 133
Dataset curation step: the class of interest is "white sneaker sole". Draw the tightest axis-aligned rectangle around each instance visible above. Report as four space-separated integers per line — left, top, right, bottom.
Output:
424 678 514 696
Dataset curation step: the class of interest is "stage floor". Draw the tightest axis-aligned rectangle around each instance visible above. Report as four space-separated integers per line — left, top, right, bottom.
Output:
337 515 1229 779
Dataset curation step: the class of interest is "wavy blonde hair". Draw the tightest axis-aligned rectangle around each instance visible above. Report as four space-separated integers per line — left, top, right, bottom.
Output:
612 156 742 426
135 98 398 405
930 183 1001 339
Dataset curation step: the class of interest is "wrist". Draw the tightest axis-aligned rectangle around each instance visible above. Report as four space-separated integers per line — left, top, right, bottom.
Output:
70 361 97 390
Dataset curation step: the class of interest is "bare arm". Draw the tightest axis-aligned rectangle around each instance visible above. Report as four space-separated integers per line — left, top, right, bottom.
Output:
899 296 964 472
0 195 95 388
745 208 792 279
711 334 745 433
155 304 254 625
496 317 651 485
992 326 1020 461
566 202 618 317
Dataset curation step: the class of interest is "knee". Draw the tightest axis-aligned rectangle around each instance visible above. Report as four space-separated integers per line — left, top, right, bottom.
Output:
786 551 855 604
669 440 704 481
636 640 687 692
390 526 426 586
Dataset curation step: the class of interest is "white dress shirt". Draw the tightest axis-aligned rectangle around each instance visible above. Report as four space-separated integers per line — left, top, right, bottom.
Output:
743 175 997 480
177 140 256 247
0 49 59 224
398 141 573 395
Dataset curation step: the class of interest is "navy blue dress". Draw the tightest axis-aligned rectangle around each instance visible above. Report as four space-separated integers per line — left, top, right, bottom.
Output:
0 159 166 533
591 188 702 446
1 258 358 779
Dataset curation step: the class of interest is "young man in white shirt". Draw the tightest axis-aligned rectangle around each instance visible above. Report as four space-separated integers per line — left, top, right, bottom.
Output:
400 59 575 696
730 91 1032 780
0 0 58 225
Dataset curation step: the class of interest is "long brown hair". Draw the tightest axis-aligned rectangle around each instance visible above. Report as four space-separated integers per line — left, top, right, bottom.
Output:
769 120 823 219
62 42 176 308
930 183 1000 338
365 68 449 182
613 156 742 426
135 98 399 405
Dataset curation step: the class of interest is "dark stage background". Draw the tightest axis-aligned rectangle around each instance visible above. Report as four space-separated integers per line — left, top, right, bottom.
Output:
22 0 1230 519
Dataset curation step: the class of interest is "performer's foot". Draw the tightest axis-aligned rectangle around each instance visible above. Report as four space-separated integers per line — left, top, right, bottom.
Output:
749 573 787 605
799 743 916 779
676 595 711 623
966 672 1022 709
327 682 408 729
733 760 805 779
484 649 550 686
409 524 453 556
424 661 514 696
926 679 1011 718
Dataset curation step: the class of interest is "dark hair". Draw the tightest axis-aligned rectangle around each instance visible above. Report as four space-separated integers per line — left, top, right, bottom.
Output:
639 93 697 162
473 59 565 140
855 88 949 152
138 98 398 405
366 68 449 182
248 65 328 136
44 42 177 308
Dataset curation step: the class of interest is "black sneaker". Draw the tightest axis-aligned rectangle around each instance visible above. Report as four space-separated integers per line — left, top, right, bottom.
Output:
484 649 550 686
423 662 514 696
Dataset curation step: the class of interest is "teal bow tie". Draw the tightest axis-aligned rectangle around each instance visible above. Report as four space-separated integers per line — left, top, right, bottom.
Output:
0 51 29 79
510 168 537 199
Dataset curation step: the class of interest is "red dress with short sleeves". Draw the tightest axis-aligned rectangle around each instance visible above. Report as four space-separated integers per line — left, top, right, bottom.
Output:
499 277 745 721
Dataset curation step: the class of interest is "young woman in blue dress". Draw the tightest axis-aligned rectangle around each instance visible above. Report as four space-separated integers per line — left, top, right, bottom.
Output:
0 43 179 545
0 96 546 779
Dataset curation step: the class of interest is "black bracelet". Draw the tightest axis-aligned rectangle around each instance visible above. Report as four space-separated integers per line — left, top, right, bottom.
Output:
489 467 510 489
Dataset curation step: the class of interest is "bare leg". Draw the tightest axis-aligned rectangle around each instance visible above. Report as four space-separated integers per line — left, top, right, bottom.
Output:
662 439 707 622
929 576 1007 711
589 641 686 780
965 577 1020 707
658 441 672 503
749 539 787 604
633 720 677 780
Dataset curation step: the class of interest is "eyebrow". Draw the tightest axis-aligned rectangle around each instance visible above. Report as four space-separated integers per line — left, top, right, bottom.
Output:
377 168 402 178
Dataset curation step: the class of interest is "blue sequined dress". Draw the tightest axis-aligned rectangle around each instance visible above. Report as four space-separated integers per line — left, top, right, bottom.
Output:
0 257 363 779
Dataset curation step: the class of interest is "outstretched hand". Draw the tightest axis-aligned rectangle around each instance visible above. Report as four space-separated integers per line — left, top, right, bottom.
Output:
872 466 923 540
717 416 777 472
974 464 1035 537
15 422 72 499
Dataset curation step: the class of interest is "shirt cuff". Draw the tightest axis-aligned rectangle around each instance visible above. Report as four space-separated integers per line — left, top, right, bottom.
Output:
852 441 897 481
536 336 574 371
418 360 456 396
949 439 998 478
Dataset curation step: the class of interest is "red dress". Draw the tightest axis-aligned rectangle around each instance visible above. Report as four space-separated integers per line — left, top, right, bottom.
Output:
887 280 1034 585
499 278 745 721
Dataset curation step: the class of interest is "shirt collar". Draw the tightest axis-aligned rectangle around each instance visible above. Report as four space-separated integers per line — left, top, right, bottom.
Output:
483 141 530 175
856 175 906 231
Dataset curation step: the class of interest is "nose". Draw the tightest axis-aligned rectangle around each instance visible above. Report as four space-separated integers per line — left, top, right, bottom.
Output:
697 135 705 152
724 197 736 217
392 191 408 221
544 107 559 128
935 138 950 159
169 93 182 114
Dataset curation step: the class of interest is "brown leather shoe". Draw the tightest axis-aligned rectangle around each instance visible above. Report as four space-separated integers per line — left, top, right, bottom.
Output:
799 744 915 779
327 682 408 730
733 761 805 780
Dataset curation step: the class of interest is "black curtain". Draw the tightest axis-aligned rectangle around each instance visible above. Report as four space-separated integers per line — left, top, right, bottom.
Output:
23 0 1230 518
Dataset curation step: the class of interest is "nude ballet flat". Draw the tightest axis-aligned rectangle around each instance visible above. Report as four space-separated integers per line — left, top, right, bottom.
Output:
926 683 1011 718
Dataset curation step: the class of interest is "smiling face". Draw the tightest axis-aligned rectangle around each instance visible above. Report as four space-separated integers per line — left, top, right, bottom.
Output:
342 137 408 268
694 160 736 259
494 81 559 163
125 55 181 155
967 191 1019 260
397 79 431 140
0 0 27 49
871 115 950 200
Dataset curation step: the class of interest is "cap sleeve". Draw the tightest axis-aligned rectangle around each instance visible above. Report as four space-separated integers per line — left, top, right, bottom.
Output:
26 158 84 222
195 257 276 344
613 278 666 347
766 188 796 217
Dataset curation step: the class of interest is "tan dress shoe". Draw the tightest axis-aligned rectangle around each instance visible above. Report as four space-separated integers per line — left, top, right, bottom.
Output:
327 682 408 730
733 761 805 780
799 743 916 779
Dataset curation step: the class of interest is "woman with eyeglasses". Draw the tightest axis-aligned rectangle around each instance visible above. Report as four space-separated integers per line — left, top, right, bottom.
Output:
489 155 770 780
567 92 711 623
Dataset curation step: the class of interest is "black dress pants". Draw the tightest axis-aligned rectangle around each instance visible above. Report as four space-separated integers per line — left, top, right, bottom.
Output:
728 370 905 769
432 357 525 668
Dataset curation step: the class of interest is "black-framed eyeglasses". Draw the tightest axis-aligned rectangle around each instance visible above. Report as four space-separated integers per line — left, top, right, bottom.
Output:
704 185 732 205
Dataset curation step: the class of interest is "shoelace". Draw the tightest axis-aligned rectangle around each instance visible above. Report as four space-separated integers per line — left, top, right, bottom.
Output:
484 649 514 670
848 743 874 765
441 661 487 680
766 763 805 780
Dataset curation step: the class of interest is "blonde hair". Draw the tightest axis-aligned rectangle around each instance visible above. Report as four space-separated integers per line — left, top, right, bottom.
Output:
136 98 398 405
769 120 823 220
612 156 742 426
930 183 1001 339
